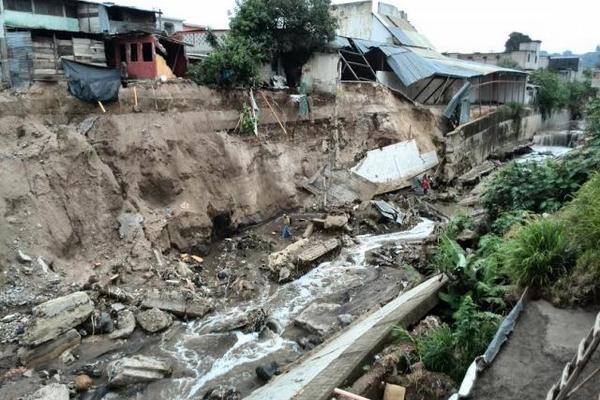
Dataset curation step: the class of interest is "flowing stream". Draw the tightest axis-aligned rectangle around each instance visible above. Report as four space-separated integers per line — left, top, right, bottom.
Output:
160 219 435 399
520 127 584 162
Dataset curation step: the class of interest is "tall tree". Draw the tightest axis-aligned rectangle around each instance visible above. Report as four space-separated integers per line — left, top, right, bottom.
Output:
505 32 533 51
229 0 337 85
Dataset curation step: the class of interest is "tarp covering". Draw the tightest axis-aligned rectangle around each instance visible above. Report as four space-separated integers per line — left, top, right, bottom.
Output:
62 58 121 103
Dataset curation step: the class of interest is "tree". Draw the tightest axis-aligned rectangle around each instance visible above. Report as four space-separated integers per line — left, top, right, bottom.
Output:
189 0 337 87
529 69 568 116
563 50 574 56
505 32 532 51
229 0 337 85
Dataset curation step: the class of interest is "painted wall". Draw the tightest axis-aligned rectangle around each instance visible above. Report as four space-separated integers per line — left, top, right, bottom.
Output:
114 35 157 79
331 1 374 40
301 52 340 95
4 10 79 31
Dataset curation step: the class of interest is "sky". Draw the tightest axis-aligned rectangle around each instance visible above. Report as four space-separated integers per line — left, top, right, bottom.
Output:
119 0 599 54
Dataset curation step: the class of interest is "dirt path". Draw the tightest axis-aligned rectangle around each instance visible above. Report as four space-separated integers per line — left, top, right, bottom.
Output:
472 300 600 400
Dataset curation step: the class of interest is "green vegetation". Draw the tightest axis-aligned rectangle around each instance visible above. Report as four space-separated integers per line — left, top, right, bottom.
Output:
406 97 600 385
397 296 501 383
503 217 572 288
189 0 337 86
504 32 532 52
529 69 597 117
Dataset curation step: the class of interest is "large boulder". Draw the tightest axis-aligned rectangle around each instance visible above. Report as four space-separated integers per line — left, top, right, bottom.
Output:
23 292 93 346
136 308 173 333
107 355 171 387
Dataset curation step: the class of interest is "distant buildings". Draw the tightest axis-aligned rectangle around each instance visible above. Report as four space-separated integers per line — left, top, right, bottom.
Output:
545 56 583 82
446 41 543 71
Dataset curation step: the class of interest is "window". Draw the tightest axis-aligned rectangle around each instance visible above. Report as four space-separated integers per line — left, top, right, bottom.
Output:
119 44 126 63
535 55 538 64
528 53 531 62
34 0 64 16
130 43 138 62
65 3 77 18
164 22 174 35
3 0 33 12
142 42 153 62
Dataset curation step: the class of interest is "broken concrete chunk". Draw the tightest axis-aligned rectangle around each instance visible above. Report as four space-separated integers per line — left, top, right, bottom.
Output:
107 355 171 387
268 238 309 271
19 329 81 368
142 289 213 318
136 308 173 333
26 383 69 400
297 239 340 264
294 303 341 337
23 292 94 346
108 310 136 339
323 214 349 230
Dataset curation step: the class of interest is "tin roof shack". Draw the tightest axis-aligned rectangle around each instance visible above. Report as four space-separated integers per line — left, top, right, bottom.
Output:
0 0 108 85
328 0 527 121
111 32 187 80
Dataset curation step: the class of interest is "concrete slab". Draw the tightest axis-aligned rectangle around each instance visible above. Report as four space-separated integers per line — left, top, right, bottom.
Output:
245 274 447 400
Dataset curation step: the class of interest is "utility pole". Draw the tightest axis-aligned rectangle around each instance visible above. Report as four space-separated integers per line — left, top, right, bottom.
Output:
0 1 11 85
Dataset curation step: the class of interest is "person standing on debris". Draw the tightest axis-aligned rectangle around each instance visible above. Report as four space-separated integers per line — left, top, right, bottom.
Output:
281 214 292 238
421 174 431 195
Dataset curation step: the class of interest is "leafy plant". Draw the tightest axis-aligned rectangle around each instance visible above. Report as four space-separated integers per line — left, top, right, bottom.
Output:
491 210 529 234
443 213 474 240
551 249 600 306
529 69 568 116
415 296 501 382
560 172 600 252
503 217 572 288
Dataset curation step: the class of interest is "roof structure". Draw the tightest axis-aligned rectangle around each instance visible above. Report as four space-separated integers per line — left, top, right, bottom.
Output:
348 38 526 87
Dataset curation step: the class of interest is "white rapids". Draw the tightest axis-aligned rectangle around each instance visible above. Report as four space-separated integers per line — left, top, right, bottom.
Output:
161 218 436 399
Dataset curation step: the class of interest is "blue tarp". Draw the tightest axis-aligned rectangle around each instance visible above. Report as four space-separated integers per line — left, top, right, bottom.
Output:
62 58 121 103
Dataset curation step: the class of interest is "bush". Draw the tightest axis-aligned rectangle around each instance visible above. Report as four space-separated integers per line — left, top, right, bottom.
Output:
503 217 572 288
443 213 474 240
491 210 530 234
587 98 600 137
187 36 266 86
415 296 501 383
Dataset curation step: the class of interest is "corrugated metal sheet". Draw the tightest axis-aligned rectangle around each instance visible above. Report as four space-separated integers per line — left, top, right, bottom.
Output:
6 31 33 87
388 27 434 49
350 38 525 87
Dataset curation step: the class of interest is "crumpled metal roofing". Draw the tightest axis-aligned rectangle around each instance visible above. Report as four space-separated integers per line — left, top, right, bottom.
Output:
351 38 526 87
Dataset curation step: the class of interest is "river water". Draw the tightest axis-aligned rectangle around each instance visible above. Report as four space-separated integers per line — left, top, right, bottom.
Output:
157 219 435 399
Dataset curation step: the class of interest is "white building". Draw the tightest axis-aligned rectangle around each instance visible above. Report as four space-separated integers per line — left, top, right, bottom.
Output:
445 40 543 71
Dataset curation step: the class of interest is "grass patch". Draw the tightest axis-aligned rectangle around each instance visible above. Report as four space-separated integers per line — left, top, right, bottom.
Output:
502 217 572 289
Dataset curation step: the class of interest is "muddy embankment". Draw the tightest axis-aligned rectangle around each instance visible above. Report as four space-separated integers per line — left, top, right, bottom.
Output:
0 82 442 291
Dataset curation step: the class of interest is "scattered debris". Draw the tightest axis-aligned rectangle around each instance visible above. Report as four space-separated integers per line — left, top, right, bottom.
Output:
117 212 144 240
338 314 353 326
136 308 173 333
107 355 172 387
23 292 94 346
384 383 406 400
203 385 242 400
142 289 213 318
25 383 69 400
458 160 498 185
297 239 340 264
372 200 406 224
108 310 136 339
207 308 267 334
18 329 81 368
